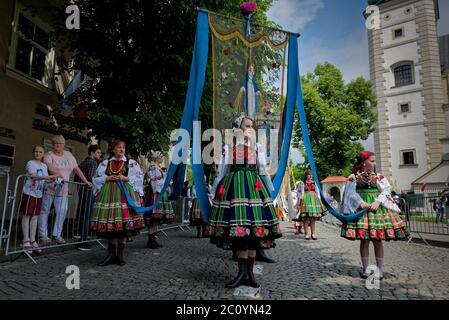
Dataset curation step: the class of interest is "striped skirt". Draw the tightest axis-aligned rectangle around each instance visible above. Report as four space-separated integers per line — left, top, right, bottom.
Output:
297 191 326 222
189 198 206 226
340 189 410 241
90 181 145 239
144 191 175 226
205 167 282 251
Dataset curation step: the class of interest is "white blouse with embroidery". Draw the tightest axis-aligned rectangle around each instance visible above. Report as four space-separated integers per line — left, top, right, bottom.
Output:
211 142 274 197
93 156 144 196
147 165 166 194
341 173 400 214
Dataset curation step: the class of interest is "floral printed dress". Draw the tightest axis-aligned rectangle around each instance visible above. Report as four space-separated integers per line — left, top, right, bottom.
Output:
205 142 282 251
340 171 410 241
90 156 145 239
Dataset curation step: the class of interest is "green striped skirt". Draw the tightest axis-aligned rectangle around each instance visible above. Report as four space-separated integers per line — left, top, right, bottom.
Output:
144 191 175 226
90 181 145 239
296 191 326 222
340 189 410 241
189 198 205 226
205 166 282 251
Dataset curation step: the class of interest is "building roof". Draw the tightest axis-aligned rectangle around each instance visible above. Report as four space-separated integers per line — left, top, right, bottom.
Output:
439 35 449 72
321 176 347 183
411 158 449 185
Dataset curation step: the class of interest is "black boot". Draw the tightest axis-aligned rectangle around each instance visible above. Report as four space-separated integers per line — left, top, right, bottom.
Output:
153 233 163 248
196 226 201 238
256 250 275 263
147 234 158 249
225 258 248 288
117 243 126 266
247 257 260 288
231 249 238 262
97 242 116 266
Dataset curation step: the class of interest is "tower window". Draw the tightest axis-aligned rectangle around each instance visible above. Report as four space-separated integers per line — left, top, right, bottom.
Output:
394 28 404 39
401 150 416 166
399 103 410 113
393 64 414 87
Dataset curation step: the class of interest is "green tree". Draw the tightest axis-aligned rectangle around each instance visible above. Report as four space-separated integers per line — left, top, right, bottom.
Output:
293 63 377 180
47 0 274 156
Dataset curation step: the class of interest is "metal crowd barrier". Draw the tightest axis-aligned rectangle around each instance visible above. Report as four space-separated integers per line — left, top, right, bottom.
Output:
2 174 194 264
400 194 449 244
0 167 11 253
4 175 103 264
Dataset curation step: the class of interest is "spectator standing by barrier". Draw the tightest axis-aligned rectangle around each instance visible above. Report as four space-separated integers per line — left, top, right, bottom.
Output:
74 145 102 251
442 183 449 225
38 135 92 244
21 145 58 253
90 140 145 266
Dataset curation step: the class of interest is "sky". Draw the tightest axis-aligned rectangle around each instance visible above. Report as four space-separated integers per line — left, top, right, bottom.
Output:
267 0 449 164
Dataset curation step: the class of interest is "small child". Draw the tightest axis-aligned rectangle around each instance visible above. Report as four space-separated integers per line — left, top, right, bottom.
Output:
20 145 57 253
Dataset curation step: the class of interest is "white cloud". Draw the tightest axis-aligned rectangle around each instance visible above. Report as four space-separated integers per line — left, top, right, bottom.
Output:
267 0 325 32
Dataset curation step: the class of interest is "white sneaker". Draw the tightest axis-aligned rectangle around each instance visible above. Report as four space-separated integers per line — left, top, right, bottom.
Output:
40 236 51 243
54 236 66 244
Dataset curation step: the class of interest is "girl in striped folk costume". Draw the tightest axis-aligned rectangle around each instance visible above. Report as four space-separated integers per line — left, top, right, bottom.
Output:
341 151 410 280
189 176 212 238
144 151 175 249
206 115 282 288
297 170 326 240
90 140 145 266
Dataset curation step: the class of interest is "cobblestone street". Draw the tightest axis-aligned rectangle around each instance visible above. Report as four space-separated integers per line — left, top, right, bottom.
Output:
1 221 448 300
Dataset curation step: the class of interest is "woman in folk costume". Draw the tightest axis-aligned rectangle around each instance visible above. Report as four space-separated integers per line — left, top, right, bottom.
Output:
297 170 326 240
206 115 282 288
189 176 212 238
292 181 304 235
144 151 175 249
90 140 145 266
341 151 410 280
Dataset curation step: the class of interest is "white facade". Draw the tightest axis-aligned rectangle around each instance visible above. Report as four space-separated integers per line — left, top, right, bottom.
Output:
366 0 447 193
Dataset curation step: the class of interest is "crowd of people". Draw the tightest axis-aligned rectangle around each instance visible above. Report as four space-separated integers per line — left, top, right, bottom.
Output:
17 114 416 287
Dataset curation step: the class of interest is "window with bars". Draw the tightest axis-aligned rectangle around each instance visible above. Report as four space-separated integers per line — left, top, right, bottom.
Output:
393 28 404 39
400 103 410 113
12 13 52 86
394 64 414 87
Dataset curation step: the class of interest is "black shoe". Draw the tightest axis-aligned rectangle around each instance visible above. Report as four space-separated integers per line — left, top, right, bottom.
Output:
247 257 260 288
256 250 275 263
226 258 249 289
97 243 116 266
147 234 158 249
116 243 126 266
77 242 92 251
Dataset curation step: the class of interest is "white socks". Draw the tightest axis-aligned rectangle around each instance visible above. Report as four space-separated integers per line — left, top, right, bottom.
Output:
361 256 369 273
375 257 384 278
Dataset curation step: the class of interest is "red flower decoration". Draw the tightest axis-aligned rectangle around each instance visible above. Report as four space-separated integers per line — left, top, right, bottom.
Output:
256 227 264 236
271 62 278 68
223 49 230 56
255 179 263 191
348 176 354 182
379 175 384 180
357 177 363 183
217 185 225 198
240 2 257 15
371 178 377 183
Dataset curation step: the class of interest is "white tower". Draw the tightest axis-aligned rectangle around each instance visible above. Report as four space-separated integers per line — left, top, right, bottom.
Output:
365 0 446 192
